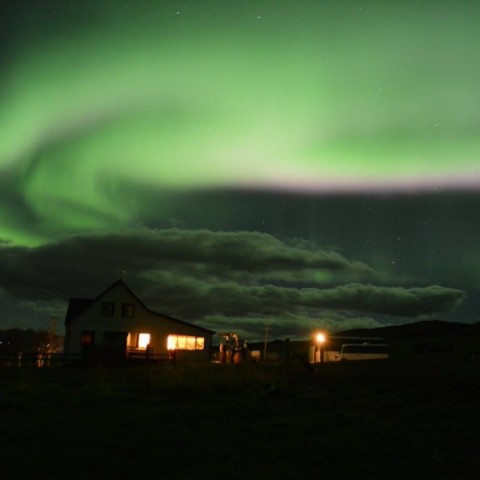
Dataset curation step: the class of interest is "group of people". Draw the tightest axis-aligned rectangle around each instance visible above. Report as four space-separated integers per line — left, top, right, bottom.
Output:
218 333 248 363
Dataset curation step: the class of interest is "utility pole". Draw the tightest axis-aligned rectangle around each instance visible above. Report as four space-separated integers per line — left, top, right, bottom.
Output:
263 317 269 362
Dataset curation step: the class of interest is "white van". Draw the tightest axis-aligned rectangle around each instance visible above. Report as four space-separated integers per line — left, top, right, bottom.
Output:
334 343 389 361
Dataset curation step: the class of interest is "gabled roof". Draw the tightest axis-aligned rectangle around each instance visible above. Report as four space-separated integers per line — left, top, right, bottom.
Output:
64 279 215 333
65 298 94 325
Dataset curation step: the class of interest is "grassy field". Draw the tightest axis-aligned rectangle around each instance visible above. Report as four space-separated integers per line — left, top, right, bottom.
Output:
0 355 479 480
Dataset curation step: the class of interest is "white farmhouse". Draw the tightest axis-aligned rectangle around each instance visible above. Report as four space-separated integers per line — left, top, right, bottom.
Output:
64 280 214 363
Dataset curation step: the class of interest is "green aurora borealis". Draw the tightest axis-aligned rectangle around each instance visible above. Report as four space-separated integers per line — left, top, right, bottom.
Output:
1 1 479 334
2 0 480 243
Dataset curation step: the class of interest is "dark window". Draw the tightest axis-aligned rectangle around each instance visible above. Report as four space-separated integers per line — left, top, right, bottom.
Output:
101 302 115 316
81 331 95 346
122 303 135 318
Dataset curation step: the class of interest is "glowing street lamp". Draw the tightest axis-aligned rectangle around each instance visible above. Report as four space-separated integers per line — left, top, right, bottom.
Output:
315 332 326 363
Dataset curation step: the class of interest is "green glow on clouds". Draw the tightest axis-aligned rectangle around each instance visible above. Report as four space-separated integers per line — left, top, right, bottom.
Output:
1 1 480 243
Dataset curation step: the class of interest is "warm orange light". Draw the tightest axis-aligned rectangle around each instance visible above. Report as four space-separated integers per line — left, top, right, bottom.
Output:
196 337 205 350
167 334 205 351
316 333 326 344
167 335 177 350
138 333 151 349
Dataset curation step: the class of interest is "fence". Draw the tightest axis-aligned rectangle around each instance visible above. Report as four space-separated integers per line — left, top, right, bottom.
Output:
0 348 176 367
0 352 65 368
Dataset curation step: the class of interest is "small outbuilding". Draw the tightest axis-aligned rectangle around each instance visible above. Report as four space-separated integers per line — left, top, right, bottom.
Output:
64 280 214 363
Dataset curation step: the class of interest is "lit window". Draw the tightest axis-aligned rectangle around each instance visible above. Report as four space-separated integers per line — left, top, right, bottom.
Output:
138 333 151 349
167 335 177 350
167 335 205 351
186 336 196 350
177 336 186 349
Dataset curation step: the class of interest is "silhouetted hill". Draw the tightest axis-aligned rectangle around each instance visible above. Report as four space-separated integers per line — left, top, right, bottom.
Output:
263 320 480 359
334 320 476 343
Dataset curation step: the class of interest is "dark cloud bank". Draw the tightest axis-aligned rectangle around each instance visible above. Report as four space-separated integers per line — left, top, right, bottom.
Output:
0 229 466 339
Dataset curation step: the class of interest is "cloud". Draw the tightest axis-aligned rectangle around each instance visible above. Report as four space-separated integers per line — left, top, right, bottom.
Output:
0 228 466 337
0 228 373 297
299 283 466 317
144 279 464 320
200 313 387 341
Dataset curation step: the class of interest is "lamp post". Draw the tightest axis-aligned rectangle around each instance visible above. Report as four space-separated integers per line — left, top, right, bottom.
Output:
315 333 326 363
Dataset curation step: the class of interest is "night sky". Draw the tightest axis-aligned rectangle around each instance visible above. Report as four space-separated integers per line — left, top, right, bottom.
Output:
1 1 479 340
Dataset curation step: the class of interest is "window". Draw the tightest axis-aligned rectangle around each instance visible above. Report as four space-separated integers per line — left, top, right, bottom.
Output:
81 331 95 346
196 337 205 350
167 335 205 351
138 333 151 349
122 303 135 318
101 302 115 317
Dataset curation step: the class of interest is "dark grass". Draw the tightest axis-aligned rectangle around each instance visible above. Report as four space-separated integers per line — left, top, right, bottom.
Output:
0 356 479 480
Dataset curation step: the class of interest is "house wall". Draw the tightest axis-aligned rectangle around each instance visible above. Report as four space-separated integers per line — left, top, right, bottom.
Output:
65 283 212 361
